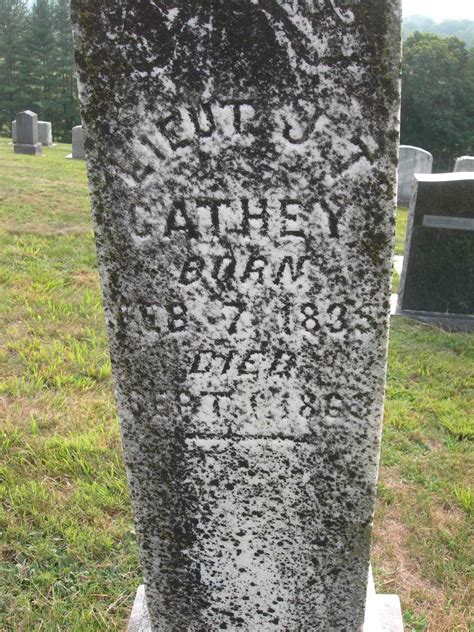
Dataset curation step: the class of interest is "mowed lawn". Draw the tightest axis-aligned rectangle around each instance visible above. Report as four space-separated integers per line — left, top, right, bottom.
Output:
1 137 473 631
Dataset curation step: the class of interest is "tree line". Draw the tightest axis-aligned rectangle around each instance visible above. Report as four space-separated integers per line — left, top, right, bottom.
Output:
1 3 474 170
403 16 474 49
401 32 474 171
0 0 79 142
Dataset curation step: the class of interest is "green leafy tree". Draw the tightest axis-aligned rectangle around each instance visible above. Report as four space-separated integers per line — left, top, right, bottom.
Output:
0 0 30 133
401 33 474 170
403 17 474 48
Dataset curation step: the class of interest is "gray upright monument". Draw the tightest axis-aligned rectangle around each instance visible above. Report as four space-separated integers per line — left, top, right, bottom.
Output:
12 120 17 143
72 2 403 630
397 145 433 204
71 125 85 159
13 110 42 156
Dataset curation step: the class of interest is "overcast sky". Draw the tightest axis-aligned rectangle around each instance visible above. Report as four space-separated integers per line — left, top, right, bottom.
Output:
403 0 474 21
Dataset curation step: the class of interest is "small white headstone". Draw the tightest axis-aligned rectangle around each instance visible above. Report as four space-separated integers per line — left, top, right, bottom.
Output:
38 121 53 146
397 145 433 204
453 156 474 173
71 125 85 159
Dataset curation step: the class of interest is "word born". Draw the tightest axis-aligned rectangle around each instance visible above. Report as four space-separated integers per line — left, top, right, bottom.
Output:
179 254 309 287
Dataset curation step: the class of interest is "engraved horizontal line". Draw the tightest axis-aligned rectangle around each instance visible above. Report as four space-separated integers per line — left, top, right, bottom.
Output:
184 432 315 444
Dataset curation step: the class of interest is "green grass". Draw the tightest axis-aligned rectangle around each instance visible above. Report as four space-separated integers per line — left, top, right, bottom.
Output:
395 204 409 255
1 137 473 630
0 139 139 630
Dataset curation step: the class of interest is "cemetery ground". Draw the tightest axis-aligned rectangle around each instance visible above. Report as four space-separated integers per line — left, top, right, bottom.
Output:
0 137 472 631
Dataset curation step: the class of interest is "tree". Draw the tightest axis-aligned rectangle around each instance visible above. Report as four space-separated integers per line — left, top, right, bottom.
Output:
0 0 30 133
26 0 56 122
401 33 474 170
403 17 474 48
51 0 80 140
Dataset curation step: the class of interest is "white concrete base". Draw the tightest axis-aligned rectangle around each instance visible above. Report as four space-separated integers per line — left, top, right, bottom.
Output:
393 255 404 276
127 573 403 631
390 293 398 315
127 585 150 632
364 568 404 632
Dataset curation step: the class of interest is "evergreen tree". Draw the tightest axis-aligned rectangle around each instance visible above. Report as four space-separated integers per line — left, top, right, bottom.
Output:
0 0 30 133
51 0 79 140
26 0 56 123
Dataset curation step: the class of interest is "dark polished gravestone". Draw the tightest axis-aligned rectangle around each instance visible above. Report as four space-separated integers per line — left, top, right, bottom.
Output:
72 1 403 630
398 174 474 331
13 110 43 156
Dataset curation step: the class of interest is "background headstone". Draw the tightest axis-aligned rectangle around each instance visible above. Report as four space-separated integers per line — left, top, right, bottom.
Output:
38 121 53 146
13 110 42 156
72 1 403 630
397 145 433 204
453 156 474 173
12 120 17 143
398 173 474 331
71 125 85 159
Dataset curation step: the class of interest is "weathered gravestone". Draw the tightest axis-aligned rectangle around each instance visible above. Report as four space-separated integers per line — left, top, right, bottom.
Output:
12 120 17 144
72 1 403 630
454 156 474 173
71 125 85 159
397 145 433 204
38 121 53 147
13 110 42 156
398 173 474 331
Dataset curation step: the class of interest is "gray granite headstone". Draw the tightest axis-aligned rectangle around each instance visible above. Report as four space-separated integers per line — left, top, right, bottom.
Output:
13 110 42 156
12 120 17 143
72 1 403 630
454 156 474 173
398 173 474 331
38 121 53 146
397 145 433 204
71 125 85 159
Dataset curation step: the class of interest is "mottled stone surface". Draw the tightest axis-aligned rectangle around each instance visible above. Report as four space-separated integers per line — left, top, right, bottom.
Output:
454 156 474 173
398 173 474 328
72 1 401 629
38 121 53 146
12 120 17 143
72 124 85 159
128 577 404 632
13 110 42 156
397 145 432 204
